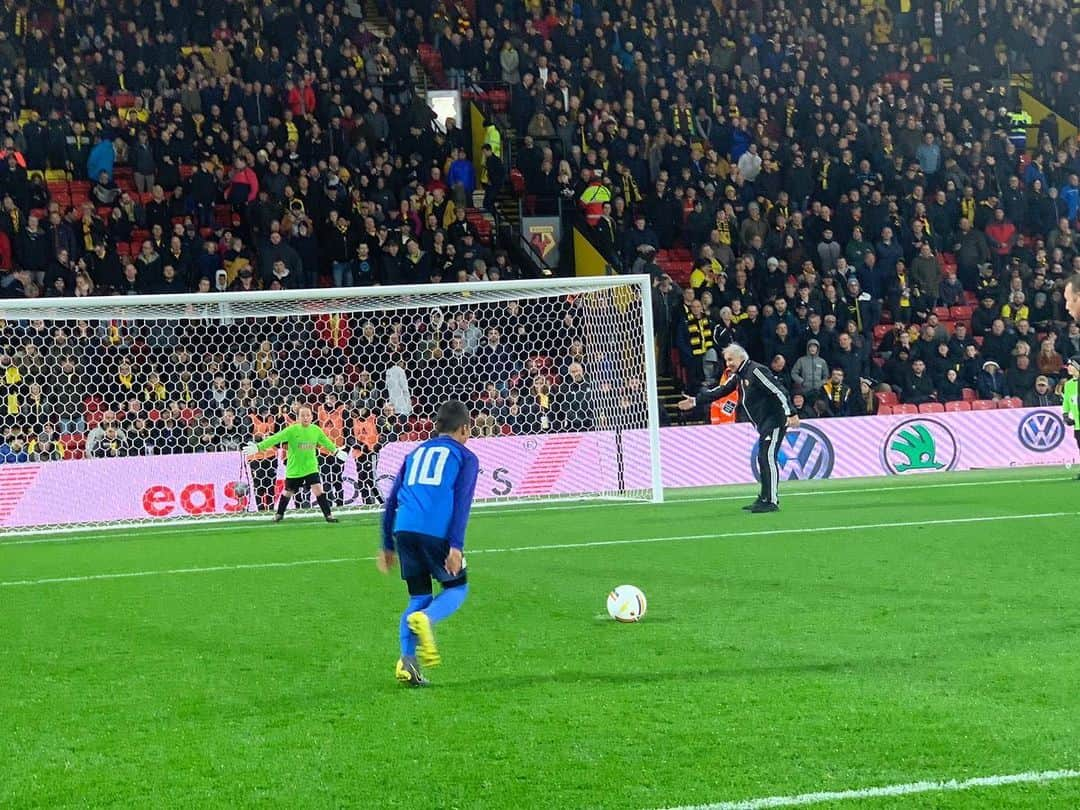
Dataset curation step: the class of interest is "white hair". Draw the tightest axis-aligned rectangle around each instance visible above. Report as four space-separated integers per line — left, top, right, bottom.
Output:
723 343 749 363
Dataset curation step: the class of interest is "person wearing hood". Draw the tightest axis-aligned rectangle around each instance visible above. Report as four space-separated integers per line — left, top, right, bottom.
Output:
791 338 829 394
975 359 1007 401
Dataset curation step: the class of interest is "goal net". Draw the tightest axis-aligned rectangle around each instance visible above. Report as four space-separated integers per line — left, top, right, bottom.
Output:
0 276 663 536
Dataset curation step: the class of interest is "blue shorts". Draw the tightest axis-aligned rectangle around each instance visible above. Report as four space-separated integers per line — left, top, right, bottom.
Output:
395 531 466 585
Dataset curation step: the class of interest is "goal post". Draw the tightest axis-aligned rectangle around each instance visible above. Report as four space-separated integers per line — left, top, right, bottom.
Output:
0 275 663 536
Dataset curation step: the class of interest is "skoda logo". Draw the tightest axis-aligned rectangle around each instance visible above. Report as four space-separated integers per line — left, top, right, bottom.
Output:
1018 410 1065 452
881 418 960 475
750 424 835 481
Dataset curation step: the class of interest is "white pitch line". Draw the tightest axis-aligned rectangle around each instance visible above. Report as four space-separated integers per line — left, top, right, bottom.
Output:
0 558 359 587
0 473 1070 548
2 509 1074 588
654 768 1080 810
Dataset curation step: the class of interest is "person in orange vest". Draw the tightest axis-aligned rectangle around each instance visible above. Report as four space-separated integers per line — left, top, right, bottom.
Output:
317 392 348 505
348 405 381 504
709 369 740 424
248 407 279 510
703 350 740 423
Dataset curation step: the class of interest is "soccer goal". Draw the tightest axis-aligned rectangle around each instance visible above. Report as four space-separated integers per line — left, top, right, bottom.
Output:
0 276 663 536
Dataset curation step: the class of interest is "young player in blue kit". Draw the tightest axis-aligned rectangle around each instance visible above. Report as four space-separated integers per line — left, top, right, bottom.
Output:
378 400 479 686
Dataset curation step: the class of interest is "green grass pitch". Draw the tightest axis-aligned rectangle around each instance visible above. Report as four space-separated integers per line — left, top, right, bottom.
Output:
3 466 1080 809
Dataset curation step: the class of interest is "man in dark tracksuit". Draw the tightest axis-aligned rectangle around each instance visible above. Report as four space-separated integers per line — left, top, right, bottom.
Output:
678 342 799 512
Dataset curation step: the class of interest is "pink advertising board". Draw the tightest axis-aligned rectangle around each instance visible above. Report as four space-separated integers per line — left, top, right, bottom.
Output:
375 406 1074 497
0 408 1072 531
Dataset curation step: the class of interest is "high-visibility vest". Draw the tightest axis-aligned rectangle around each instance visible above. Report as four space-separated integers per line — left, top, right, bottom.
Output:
483 125 502 158
709 370 739 424
1007 111 1032 149
352 413 379 451
579 181 611 225
317 404 346 447
249 414 277 460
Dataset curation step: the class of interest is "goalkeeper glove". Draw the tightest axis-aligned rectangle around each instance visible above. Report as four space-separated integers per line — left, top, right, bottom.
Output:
243 442 260 457
335 447 350 462
1066 416 1075 427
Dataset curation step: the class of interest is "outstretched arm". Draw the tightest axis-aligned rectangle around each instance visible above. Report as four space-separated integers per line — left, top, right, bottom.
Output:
677 374 738 411
256 425 293 452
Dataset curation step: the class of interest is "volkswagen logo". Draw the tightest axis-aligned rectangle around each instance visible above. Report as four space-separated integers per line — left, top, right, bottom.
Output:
1017 410 1065 452
750 423 835 481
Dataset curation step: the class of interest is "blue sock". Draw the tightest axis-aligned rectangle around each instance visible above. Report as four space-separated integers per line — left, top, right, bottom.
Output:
400 594 432 656
425 583 469 624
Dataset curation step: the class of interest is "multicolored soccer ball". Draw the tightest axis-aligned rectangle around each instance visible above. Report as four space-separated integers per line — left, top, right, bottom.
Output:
606 585 647 623
233 481 250 498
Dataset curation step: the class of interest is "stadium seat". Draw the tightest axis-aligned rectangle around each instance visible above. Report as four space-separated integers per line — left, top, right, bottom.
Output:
873 324 891 343
509 169 525 195
918 402 944 413
949 306 973 321
996 397 1022 409
874 391 898 407
876 404 893 416
970 399 997 411
944 401 971 412
893 403 919 414
961 388 976 401
933 307 951 321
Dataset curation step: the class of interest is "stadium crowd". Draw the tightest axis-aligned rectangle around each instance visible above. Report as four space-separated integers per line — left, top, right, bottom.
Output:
0 0 1078 467
0 298 646 505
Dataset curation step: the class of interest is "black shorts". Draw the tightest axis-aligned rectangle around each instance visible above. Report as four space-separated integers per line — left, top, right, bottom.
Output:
395 531 466 585
284 472 321 491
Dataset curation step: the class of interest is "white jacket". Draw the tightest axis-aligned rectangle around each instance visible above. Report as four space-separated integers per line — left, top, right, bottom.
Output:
385 365 412 417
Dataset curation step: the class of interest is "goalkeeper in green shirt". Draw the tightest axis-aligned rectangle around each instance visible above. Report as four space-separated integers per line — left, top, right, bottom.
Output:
244 406 349 523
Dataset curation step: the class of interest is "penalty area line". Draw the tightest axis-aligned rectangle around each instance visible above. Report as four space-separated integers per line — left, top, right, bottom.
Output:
651 767 1080 810
0 509 1074 588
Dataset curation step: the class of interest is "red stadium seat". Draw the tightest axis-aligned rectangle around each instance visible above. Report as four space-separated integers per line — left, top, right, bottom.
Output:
893 403 919 414
944 401 971 412
949 306 973 321
961 388 976 401
918 402 944 413
933 306 951 321
876 404 893 416
874 391 898 407
970 399 997 411
509 169 525 194
996 397 1022 409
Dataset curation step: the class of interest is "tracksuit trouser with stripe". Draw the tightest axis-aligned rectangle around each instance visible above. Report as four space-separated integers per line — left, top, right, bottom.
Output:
757 421 786 505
